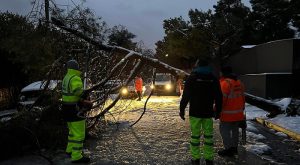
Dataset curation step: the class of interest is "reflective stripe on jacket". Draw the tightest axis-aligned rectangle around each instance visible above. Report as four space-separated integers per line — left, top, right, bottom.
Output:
135 77 143 92
220 77 245 122
62 69 83 103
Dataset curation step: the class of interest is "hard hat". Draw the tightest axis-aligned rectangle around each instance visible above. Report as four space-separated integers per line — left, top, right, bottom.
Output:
66 59 79 70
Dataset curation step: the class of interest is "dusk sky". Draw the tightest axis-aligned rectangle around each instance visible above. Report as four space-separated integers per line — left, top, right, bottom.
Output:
0 0 251 50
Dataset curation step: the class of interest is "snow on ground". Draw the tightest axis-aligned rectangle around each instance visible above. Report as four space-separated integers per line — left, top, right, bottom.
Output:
274 98 292 111
246 121 258 132
246 131 266 140
244 104 275 157
275 132 288 138
245 103 268 120
267 114 300 134
245 143 272 155
0 96 273 164
245 101 300 135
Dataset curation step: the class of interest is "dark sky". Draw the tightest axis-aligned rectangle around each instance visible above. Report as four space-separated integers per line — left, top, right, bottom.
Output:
0 0 250 50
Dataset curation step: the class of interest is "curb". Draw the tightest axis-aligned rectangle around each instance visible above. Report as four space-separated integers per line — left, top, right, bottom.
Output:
255 117 300 142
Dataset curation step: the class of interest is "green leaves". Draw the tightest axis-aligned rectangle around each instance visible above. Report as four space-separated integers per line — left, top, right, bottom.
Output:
156 0 299 69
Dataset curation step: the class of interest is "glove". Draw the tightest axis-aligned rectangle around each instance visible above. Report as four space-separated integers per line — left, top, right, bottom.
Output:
179 111 185 120
214 112 220 120
239 120 247 129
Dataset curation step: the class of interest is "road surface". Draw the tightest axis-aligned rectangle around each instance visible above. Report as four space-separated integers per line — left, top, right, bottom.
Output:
1 96 300 165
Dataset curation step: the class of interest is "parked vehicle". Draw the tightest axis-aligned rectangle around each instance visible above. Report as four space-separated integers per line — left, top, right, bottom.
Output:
151 73 178 95
17 80 59 111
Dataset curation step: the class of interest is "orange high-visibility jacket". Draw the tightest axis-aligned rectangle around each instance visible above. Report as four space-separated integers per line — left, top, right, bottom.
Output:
135 77 143 92
220 77 245 122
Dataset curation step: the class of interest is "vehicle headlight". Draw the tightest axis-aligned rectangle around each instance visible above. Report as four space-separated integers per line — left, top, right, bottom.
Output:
165 84 172 90
150 84 155 89
121 88 128 95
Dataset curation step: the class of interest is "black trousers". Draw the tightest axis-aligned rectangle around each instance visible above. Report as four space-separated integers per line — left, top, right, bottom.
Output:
137 91 142 100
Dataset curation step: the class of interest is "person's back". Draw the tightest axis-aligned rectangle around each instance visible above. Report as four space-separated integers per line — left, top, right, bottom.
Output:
135 75 143 101
220 76 245 122
218 66 246 157
179 60 222 165
135 76 143 92
61 60 90 163
180 66 222 118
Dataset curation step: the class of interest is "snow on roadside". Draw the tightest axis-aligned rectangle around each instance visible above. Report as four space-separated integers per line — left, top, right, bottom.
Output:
275 132 288 138
245 100 300 139
247 131 266 140
245 103 268 120
246 143 272 155
267 114 300 134
244 105 271 156
246 121 258 132
274 98 292 111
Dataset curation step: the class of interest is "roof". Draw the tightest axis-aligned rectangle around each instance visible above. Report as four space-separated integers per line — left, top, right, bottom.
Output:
21 80 59 92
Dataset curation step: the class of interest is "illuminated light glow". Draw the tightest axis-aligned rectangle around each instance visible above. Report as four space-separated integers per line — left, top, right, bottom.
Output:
150 84 155 89
165 84 172 90
143 86 146 91
121 88 128 95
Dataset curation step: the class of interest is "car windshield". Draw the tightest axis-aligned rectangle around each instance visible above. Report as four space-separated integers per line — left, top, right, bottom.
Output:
156 74 171 81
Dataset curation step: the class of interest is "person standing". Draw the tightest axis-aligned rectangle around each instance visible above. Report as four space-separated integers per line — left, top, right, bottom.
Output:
135 74 143 101
61 59 90 163
180 59 222 165
218 66 246 157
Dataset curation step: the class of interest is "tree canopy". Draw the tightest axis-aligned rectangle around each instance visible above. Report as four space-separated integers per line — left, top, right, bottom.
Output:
156 0 299 69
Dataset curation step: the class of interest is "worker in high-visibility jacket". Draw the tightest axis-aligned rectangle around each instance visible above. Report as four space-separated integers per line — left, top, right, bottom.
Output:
180 59 222 165
61 59 90 163
135 74 143 101
218 66 246 157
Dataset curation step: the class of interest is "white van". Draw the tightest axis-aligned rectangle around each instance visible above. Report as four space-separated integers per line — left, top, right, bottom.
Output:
151 73 177 95
17 80 59 111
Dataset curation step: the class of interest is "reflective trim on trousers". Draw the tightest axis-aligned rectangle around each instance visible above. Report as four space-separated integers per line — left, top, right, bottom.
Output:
66 120 86 161
189 117 214 160
68 140 84 144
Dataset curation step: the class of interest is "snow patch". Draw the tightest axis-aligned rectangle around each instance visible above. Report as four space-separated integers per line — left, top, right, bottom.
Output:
267 115 300 134
274 98 292 111
245 103 268 120
275 132 288 137
246 121 258 132
247 131 266 140
246 143 271 155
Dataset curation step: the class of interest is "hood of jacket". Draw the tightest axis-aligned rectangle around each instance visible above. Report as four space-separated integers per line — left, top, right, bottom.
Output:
67 69 81 76
192 66 212 75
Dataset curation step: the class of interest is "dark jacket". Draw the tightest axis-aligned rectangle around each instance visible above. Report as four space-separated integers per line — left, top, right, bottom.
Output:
180 66 222 118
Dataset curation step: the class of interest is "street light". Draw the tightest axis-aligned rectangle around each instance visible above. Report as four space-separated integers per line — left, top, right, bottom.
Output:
165 54 169 57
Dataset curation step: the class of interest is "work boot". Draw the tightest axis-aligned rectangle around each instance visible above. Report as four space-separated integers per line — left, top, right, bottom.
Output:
72 156 90 163
218 148 234 157
191 159 200 165
205 159 213 165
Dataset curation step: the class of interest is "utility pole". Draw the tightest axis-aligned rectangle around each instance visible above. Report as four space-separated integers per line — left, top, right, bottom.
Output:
45 0 49 27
